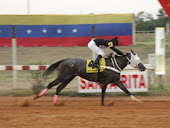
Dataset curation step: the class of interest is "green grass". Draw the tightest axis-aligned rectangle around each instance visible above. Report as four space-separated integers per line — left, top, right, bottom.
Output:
136 33 170 43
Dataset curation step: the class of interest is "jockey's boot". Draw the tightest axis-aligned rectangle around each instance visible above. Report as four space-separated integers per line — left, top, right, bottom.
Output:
92 55 102 68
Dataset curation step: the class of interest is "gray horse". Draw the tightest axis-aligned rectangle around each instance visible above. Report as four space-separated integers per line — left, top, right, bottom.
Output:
34 50 146 106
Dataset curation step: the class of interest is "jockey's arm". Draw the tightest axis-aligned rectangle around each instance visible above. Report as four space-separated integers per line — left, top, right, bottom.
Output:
110 47 124 55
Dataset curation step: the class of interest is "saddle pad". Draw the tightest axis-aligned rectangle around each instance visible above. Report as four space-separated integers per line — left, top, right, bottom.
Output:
86 58 106 73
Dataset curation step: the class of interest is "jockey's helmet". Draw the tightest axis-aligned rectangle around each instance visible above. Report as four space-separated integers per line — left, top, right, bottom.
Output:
110 37 119 46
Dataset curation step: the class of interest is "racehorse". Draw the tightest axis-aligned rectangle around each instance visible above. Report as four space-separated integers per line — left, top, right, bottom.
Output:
34 50 146 106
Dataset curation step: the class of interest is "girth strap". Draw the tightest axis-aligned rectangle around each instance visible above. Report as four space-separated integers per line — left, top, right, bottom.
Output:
100 66 120 73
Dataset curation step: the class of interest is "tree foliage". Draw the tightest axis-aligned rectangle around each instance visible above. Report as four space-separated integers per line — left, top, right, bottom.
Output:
135 8 169 31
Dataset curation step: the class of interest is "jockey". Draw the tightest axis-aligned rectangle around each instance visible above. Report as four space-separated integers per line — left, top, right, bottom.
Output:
88 37 127 68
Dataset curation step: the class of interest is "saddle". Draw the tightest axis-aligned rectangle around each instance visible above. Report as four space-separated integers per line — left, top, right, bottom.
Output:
86 58 106 73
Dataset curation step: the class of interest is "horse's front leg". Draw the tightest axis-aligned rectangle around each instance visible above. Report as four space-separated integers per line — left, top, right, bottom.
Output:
115 80 142 103
101 83 108 106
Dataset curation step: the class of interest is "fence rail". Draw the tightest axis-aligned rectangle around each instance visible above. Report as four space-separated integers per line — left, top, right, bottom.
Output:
0 64 154 89
0 65 49 70
0 64 154 71
136 31 155 33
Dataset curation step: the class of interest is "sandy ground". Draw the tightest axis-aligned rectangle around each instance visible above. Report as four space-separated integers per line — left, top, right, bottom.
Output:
1 96 170 128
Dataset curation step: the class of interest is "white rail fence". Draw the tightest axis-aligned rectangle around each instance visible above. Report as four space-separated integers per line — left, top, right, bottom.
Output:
0 64 154 91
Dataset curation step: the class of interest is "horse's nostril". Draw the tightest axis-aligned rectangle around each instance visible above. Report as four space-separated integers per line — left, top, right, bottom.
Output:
138 62 146 71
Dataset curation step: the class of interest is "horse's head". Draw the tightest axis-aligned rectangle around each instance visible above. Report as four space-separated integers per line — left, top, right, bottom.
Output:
107 51 146 72
128 50 146 71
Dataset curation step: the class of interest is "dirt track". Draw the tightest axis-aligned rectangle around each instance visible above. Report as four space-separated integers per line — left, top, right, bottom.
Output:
1 96 170 128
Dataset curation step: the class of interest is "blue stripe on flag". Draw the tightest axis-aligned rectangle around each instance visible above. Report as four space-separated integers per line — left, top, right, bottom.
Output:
0 25 12 37
15 25 93 38
96 23 132 36
0 23 132 38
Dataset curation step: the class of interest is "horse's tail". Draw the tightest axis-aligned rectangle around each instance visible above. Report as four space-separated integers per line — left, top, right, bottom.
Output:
43 59 65 82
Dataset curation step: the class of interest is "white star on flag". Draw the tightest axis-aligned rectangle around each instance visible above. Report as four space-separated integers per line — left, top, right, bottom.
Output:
72 29 77 33
57 29 62 33
42 29 47 33
0 30 1 33
27 29 32 34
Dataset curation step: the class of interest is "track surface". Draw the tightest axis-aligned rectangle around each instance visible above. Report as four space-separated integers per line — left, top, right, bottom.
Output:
1 96 170 128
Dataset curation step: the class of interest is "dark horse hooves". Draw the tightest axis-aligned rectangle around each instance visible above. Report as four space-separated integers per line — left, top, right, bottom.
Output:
34 95 40 100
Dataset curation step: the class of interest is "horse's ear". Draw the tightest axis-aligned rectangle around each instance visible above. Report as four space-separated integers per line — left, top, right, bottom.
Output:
131 49 136 55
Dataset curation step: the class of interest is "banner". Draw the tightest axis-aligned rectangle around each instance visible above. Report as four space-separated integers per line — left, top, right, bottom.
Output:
159 0 170 19
78 70 148 93
0 14 134 47
155 27 166 75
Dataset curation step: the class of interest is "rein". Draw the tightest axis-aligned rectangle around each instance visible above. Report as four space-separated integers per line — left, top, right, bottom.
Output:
100 54 130 74
126 56 131 64
100 57 120 74
113 56 122 71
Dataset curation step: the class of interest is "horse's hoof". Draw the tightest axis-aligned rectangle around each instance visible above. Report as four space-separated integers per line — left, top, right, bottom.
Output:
138 100 143 104
53 102 57 106
34 95 40 100
107 101 114 106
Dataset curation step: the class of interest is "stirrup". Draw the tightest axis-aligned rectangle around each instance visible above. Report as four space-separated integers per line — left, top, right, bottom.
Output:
92 63 100 68
88 60 94 67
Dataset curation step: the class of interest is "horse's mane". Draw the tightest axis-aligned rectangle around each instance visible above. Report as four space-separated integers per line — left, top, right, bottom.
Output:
106 52 122 58
106 52 131 58
107 52 113 58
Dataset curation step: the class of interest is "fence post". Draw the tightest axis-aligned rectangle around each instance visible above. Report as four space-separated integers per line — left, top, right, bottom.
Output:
12 26 17 89
91 25 97 60
148 54 155 88
155 27 166 88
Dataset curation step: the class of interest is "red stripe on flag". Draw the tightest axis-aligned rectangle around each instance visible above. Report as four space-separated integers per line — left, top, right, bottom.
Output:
0 38 12 47
16 37 92 47
0 36 132 47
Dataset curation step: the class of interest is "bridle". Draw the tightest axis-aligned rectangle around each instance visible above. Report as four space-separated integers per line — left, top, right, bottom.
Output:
126 55 131 65
100 51 145 73
100 54 130 74
111 54 131 72
100 52 142 74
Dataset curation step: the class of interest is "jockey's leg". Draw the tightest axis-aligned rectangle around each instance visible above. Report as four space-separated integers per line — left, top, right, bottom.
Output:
88 42 105 68
93 55 102 68
88 40 105 59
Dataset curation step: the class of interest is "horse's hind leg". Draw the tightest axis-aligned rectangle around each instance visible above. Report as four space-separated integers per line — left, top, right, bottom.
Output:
53 77 75 105
34 78 61 100
46 78 61 90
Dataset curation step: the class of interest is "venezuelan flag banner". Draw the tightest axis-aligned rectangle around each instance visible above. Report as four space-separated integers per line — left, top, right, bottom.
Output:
0 14 134 47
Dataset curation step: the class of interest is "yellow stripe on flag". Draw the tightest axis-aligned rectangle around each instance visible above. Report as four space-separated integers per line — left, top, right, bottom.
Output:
0 14 133 25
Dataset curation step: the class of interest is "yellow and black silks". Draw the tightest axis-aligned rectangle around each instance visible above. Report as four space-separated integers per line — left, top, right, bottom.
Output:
86 58 106 73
